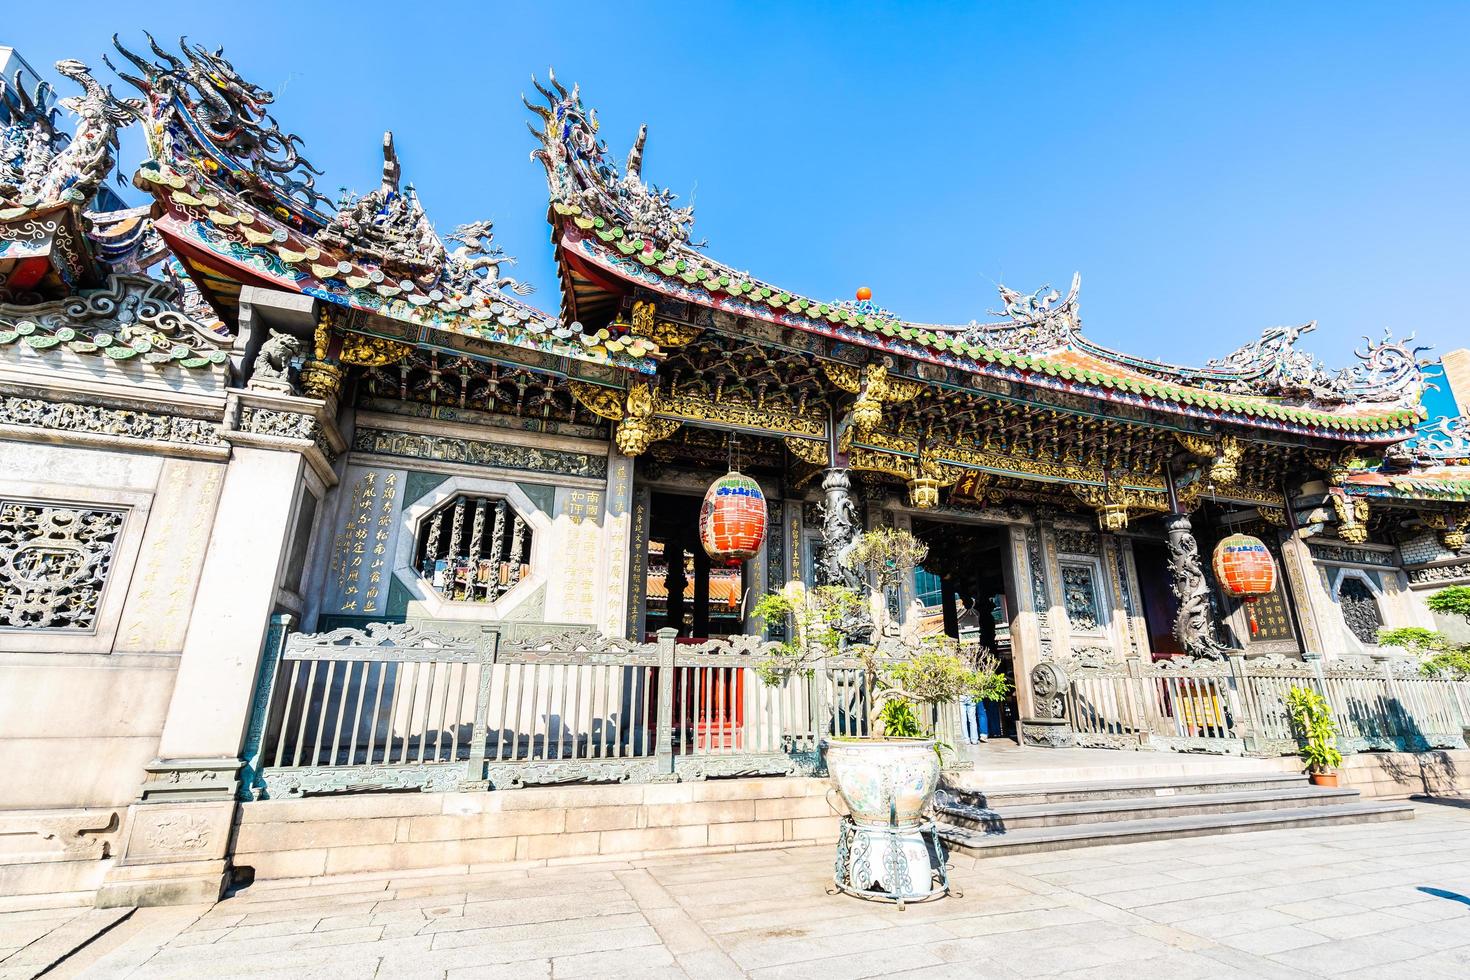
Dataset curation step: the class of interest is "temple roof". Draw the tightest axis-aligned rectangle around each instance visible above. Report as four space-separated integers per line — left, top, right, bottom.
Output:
108 35 660 376
527 72 1428 441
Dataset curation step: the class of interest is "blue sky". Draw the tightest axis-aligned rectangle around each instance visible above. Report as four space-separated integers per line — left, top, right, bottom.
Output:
7 1 1468 368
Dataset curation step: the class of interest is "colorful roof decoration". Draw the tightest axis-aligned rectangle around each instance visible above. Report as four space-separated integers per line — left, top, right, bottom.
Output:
526 73 1429 440
110 36 660 375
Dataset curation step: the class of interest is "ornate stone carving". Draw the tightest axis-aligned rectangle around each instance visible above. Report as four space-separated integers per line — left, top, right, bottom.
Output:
676 755 796 781
1308 542 1393 566
0 394 224 446
1166 513 1228 657
239 407 315 441
245 330 301 393
142 813 212 852
0 810 118 859
1060 563 1101 631
1054 528 1099 556
0 275 230 367
1332 578 1383 646
816 469 863 590
1029 661 1069 720
1406 560 1470 586
352 426 607 479
0 501 124 631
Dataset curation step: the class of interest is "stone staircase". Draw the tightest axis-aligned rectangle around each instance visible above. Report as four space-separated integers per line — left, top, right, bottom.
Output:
936 772 1414 857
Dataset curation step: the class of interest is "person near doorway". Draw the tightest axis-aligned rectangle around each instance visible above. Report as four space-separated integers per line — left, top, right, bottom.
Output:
957 598 988 743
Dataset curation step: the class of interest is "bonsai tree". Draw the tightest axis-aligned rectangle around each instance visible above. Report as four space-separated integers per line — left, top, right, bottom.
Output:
1379 585 1470 680
1285 686 1343 776
753 527 1011 739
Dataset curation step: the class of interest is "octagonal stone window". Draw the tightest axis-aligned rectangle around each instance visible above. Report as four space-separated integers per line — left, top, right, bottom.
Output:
415 494 532 603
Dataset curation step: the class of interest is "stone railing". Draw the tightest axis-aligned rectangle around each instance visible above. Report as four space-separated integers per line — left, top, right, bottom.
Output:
1025 651 1470 756
239 617 965 799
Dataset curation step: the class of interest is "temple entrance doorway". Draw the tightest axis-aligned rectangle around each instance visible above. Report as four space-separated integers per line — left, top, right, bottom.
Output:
644 490 747 642
1133 540 1183 657
909 519 1020 742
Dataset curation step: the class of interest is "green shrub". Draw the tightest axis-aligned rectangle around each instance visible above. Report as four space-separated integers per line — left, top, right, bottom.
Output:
1285 686 1343 775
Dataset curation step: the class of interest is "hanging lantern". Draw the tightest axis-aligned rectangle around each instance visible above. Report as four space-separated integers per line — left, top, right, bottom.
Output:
699 470 767 566
1212 533 1278 635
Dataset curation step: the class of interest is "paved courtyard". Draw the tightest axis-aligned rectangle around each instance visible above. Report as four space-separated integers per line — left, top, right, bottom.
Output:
6 799 1470 979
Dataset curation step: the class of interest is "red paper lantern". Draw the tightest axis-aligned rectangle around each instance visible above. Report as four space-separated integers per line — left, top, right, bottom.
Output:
1212 533 1278 635
699 471 766 566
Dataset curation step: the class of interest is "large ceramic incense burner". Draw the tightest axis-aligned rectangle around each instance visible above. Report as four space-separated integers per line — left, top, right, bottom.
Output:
826 738 940 828
826 737 944 902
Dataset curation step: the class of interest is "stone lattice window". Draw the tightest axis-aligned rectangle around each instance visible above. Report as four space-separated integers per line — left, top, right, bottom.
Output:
1061 563 1101 631
1338 577 1384 645
0 501 125 631
415 495 531 603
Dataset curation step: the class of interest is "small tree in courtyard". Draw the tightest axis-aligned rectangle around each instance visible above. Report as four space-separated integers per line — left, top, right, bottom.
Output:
753 527 1009 739
1380 585 1470 680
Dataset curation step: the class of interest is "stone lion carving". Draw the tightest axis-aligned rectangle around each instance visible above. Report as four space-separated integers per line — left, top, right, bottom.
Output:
247 330 302 393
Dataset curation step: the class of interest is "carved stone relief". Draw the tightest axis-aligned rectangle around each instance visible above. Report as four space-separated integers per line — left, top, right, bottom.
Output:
0 501 124 631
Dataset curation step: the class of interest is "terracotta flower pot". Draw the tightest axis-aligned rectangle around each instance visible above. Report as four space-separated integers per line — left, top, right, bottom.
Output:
1309 771 1339 787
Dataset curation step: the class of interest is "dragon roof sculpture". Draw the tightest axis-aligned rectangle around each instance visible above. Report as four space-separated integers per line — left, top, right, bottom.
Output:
111 37 658 374
109 33 328 218
0 59 137 212
526 69 695 246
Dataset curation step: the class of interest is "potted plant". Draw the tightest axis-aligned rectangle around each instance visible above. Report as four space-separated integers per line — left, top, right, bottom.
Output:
1285 686 1344 787
753 527 1009 901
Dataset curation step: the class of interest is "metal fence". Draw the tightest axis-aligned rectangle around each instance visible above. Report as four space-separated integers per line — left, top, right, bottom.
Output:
239 618 966 799
1037 651 1470 756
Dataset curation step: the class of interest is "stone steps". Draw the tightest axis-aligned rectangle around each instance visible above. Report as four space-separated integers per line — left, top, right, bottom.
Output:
940 785 1367 831
949 771 1309 808
936 772 1415 857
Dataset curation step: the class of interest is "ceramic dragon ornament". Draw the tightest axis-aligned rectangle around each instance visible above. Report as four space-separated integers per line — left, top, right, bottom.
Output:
524 68 696 246
110 33 327 209
0 60 138 209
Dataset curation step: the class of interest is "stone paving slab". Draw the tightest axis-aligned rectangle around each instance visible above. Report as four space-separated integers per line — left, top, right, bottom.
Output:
6 799 1470 978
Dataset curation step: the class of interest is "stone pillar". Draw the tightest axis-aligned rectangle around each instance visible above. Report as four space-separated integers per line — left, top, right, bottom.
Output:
1165 513 1228 657
598 451 634 639
1277 535 1337 657
815 468 860 588
1008 525 1043 726
98 390 343 908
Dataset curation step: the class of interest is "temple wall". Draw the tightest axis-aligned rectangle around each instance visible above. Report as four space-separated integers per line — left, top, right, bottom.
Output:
0 350 234 899
302 407 617 634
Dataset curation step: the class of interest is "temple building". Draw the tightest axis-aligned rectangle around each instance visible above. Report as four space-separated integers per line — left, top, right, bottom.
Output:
2 38 1468 907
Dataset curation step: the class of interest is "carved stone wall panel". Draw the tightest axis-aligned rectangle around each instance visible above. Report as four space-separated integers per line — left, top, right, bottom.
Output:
116 801 233 866
353 426 607 480
114 459 226 654
0 500 125 632
600 453 635 639
545 485 605 625
1060 562 1102 633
